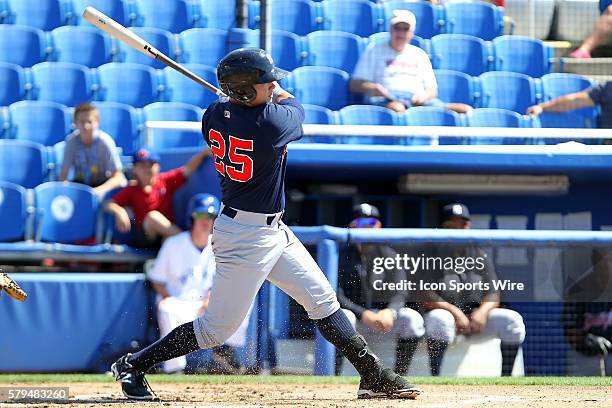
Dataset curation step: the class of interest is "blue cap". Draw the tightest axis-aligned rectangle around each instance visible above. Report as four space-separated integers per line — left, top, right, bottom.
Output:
132 147 160 163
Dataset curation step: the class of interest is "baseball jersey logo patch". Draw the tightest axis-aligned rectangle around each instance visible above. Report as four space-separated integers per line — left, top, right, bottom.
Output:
224 110 230 119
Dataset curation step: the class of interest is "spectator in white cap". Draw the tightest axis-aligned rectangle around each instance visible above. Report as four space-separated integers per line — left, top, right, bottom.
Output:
350 10 472 114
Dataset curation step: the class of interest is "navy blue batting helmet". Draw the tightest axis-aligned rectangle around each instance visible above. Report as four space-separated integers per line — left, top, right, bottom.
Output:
217 48 289 103
186 193 220 228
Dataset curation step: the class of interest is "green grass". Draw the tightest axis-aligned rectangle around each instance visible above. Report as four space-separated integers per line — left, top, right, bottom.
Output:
0 374 610 386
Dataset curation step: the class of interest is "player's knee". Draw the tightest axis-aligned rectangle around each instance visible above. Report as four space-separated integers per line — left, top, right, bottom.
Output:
396 307 425 338
341 309 357 329
305 294 340 320
425 309 455 343
495 310 526 344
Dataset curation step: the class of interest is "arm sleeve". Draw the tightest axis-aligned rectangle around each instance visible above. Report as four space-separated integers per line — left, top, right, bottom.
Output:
101 133 122 172
351 44 376 81
337 286 367 320
160 168 188 194
420 49 438 91
110 186 131 207
201 105 213 146
147 241 173 285
60 138 77 175
266 98 305 147
587 82 608 105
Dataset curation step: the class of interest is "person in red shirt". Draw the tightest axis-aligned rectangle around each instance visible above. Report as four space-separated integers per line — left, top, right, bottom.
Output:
104 147 211 248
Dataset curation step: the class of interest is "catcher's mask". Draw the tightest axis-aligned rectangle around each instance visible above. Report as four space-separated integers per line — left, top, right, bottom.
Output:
217 48 289 104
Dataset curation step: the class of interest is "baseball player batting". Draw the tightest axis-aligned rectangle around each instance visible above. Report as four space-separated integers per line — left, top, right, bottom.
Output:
111 48 421 401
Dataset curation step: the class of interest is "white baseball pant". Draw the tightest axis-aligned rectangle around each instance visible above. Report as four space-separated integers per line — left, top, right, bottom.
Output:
424 308 526 344
342 307 426 339
193 207 340 349
157 297 250 373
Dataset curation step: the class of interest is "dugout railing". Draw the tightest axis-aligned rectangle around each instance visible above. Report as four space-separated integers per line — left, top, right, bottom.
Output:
279 227 612 375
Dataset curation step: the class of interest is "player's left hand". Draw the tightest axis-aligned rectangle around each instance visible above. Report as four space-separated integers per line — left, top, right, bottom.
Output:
469 308 488 334
411 93 429 106
0 272 27 302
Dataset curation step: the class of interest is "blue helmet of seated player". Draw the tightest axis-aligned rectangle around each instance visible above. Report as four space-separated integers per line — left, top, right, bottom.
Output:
186 193 220 230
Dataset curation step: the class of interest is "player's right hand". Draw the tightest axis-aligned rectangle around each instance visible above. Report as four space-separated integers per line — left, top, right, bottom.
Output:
526 104 543 116
115 212 132 233
361 310 384 332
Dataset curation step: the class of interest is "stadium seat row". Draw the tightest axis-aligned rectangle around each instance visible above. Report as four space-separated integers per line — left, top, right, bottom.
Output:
0 22 549 77
285 68 599 126
0 101 205 154
0 0 506 40
0 179 103 244
0 68 599 145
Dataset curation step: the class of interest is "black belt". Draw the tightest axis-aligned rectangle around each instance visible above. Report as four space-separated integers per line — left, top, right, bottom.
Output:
221 206 277 226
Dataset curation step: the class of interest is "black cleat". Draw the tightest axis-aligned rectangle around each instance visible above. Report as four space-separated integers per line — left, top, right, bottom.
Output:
357 368 422 399
111 354 158 401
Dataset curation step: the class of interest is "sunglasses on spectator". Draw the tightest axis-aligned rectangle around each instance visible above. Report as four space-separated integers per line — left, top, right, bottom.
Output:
392 25 411 32
193 212 216 220
349 217 380 228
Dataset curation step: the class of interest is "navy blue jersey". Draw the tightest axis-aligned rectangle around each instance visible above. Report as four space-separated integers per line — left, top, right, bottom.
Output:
202 97 304 214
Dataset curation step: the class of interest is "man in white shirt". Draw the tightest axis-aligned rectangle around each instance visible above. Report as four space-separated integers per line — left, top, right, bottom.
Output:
350 10 472 114
148 193 250 374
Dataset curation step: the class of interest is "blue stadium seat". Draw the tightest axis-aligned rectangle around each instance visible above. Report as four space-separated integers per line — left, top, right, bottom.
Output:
250 0 321 35
133 0 195 33
269 30 305 71
223 28 309 71
5 0 68 30
118 27 176 69
34 182 99 243
303 104 336 124
443 1 504 41
96 63 159 108
321 0 383 37
383 0 441 39
536 112 597 129
307 31 364 73
339 105 399 125
0 181 30 242
143 102 204 149
466 107 529 144
540 73 597 126
199 0 235 29
50 26 112 68
368 31 428 53
0 62 26 106
0 139 49 188
72 0 132 26
9 101 71 146
163 64 218 108
180 28 228 66
93 101 141 155
431 34 490 76
493 35 552 78
0 25 46 67
467 108 525 127
479 71 537 114
434 69 477 107
405 106 460 126
289 66 350 110
31 62 94 106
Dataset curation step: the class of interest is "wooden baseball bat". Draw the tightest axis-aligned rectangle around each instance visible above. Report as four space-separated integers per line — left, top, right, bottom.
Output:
82 6 226 98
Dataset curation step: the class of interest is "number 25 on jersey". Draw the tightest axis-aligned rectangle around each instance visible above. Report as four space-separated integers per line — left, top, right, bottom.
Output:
208 129 254 182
